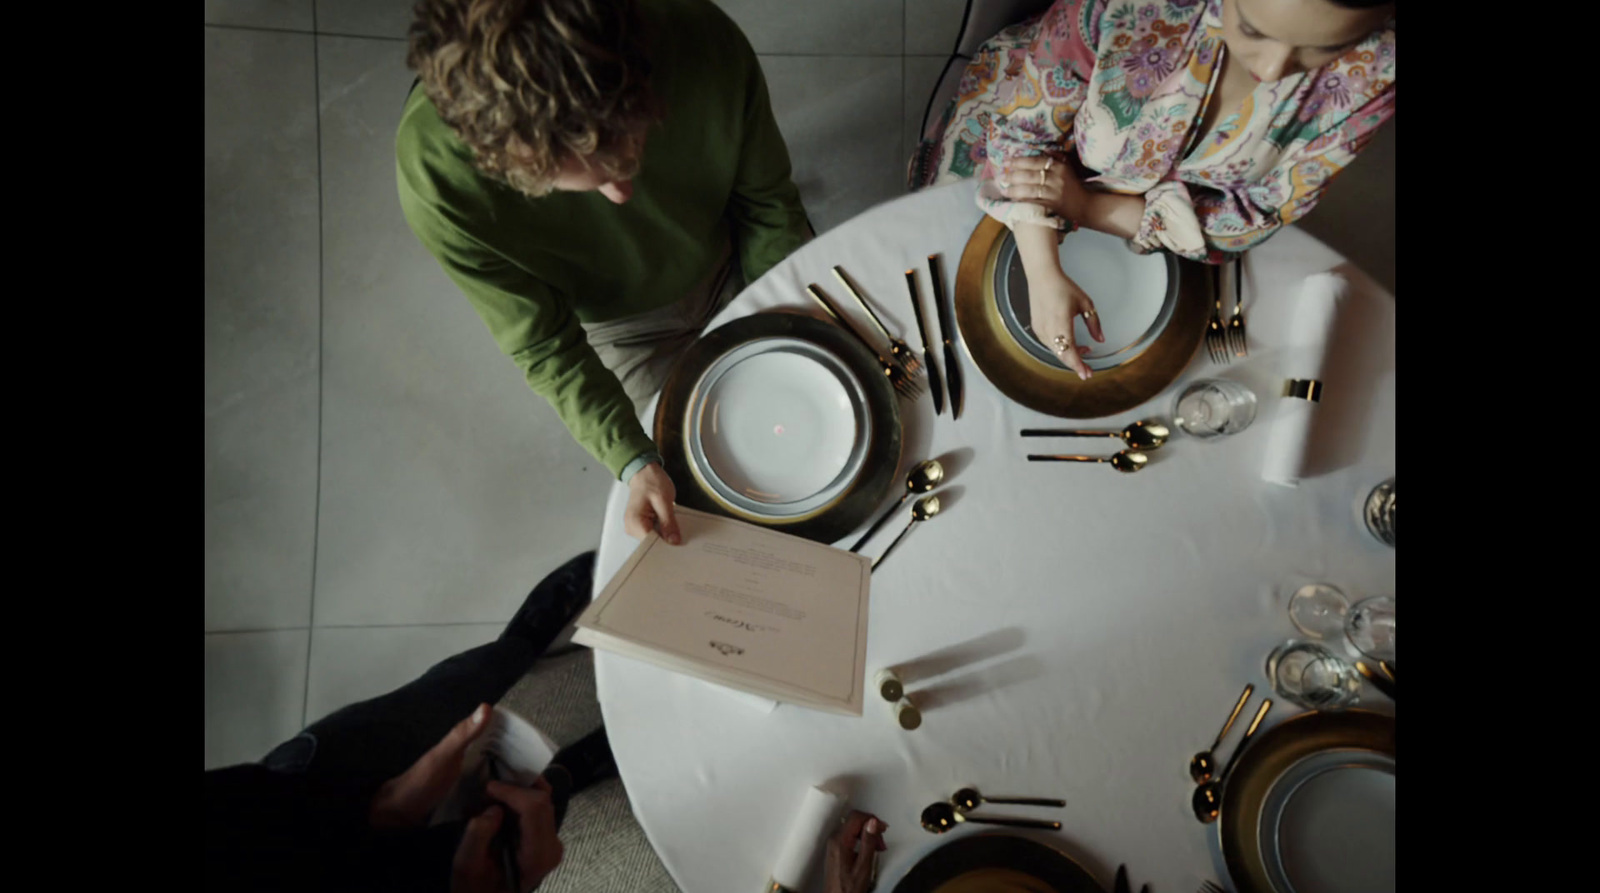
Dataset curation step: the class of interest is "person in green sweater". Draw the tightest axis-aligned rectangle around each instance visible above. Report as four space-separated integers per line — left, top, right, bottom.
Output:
398 0 810 545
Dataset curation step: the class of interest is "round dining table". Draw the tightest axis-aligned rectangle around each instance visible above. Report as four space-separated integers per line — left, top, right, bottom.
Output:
590 179 1395 893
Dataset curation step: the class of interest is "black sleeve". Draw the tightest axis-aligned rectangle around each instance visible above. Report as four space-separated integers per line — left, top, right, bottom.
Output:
205 764 464 892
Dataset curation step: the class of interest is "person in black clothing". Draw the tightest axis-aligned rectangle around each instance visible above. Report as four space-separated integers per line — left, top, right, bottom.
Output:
204 553 613 892
205 551 891 892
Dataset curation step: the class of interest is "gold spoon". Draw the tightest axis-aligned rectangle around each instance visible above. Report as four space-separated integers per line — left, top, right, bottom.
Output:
1189 684 1254 784
950 787 1066 815
1020 421 1171 451
920 802 1061 834
871 495 940 571
1192 699 1272 824
1026 450 1150 473
849 460 945 552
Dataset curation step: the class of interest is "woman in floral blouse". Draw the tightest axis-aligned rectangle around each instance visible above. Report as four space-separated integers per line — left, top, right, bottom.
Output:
913 0 1394 379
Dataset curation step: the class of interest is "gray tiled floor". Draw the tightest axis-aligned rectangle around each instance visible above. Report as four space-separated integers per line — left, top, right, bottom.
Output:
203 0 1396 770
204 27 320 634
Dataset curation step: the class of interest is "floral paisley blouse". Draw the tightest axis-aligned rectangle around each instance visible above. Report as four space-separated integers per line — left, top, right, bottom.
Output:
913 0 1396 262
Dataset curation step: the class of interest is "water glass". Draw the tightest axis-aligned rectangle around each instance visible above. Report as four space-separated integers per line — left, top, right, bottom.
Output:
1344 596 1396 662
1266 640 1362 710
1287 583 1350 639
1173 379 1257 438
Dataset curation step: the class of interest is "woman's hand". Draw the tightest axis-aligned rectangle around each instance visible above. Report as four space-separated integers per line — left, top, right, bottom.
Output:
1027 271 1104 381
824 811 888 893
999 154 1087 221
1009 224 1106 382
1000 154 1146 240
624 462 681 545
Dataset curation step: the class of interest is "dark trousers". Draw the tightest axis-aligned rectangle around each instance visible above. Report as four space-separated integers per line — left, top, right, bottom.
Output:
262 553 596 803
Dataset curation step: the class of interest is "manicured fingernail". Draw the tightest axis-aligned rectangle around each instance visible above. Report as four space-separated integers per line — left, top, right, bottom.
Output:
473 705 487 724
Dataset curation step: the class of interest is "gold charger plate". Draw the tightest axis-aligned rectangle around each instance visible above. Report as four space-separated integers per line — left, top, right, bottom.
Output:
654 310 903 545
892 833 1103 893
1217 709 1396 893
954 216 1212 418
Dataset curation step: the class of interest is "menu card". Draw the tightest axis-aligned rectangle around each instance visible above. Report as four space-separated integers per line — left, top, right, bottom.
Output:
573 507 872 716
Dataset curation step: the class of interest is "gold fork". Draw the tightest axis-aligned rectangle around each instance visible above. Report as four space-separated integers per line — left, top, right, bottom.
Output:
832 266 922 377
1206 263 1229 364
1226 255 1248 358
806 284 923 400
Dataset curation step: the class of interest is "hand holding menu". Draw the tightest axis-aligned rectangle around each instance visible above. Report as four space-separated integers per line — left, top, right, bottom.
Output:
573 507 872 715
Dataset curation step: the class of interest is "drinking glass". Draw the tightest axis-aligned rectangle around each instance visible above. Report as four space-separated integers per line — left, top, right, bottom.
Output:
1172 379 1257 438
1266 640 1362 710
1344 596 1396 662
1287 583 1350 639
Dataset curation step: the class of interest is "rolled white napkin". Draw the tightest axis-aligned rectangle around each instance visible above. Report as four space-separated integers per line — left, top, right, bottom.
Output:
1262 272 1348 487
770 785 847 891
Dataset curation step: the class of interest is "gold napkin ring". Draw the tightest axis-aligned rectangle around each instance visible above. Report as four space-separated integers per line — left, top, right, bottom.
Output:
1284 379 1323 402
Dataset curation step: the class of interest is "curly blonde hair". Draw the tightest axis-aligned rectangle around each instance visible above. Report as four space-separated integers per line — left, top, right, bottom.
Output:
407 0 657 197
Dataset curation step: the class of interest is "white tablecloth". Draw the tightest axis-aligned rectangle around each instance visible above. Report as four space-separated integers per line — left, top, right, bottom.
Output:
591 180 1395 893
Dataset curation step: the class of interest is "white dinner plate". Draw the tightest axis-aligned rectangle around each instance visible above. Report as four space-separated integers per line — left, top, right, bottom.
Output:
995 227 1177 371
1257 749 1396 893
686 338 870 519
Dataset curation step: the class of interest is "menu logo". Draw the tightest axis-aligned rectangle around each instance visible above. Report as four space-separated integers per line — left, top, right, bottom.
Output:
710 640 745 657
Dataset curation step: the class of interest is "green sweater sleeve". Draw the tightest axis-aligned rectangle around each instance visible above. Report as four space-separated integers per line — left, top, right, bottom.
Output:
399 196 656 479
727 48 811 284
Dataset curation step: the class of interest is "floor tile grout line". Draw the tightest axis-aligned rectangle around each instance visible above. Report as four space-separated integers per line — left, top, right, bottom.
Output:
205 23 918 57
304 11 325 730
205 621 508 637
205 21 408 43
901 54 908 180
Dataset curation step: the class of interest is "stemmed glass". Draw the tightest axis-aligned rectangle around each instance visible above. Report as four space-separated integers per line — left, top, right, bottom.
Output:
1287 583 1350 640
1344 596 1396 662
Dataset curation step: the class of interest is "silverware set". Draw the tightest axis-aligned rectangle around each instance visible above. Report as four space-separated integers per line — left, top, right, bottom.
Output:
805 283 923 400
904 268 945 414
1206 257 1248 363
920 787 1065 834
928 253 964 418
833 267 921 377
1190 685 1272 824
850 459 943 553
1022 420 1171 473
807 261 960 413
852 459 948 571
